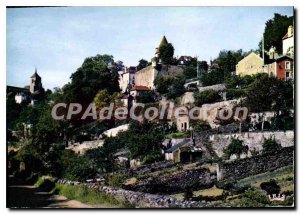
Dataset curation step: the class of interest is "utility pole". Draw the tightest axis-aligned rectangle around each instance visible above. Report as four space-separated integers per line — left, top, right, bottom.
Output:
262 36 265 65
196 56 199 78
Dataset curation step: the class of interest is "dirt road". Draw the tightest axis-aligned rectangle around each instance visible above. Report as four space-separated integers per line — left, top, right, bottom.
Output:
7 177 92 208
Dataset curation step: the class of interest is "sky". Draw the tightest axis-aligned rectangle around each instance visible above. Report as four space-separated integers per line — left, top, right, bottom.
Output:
7 6 293 90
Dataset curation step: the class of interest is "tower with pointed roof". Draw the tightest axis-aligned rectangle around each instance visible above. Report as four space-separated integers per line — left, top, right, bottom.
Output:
155 35 168 58
30 68 43 94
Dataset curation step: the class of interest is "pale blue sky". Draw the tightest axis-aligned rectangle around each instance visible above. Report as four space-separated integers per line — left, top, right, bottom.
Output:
7 7 293 90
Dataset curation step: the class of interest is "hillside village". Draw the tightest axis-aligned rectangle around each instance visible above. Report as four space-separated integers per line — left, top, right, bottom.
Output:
7 13 294 208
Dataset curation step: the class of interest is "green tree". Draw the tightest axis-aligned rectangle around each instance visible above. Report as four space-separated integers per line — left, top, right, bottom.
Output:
137 59 149 71
154 76 185 100
262 138 281 153
159 43 174 65
244 74 293 114
194 89 221 106
136 91 156 103
214 49 246 78
183 66 197 79
154 76 173 94
259 13 293 55
200 69 224 86
198 61 209 72
93 89 119 109
63 54 120 104
191 121 211 133
224 138 246 158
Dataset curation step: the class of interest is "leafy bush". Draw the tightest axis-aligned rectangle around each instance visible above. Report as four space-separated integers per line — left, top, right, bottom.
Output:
194 89 222 106
200 69 224 86
107 174 126 188
191 121 210 132
226 89 246 100
154 76 185 100
35 176 56 192
262 138 281 154
260 179 281 195
60 150 96 182
241 190 270 205
224 138 246 159
143 152 164 164
136 91 156 103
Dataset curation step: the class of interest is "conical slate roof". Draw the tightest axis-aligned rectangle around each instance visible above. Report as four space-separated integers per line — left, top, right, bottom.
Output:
158 36 168 48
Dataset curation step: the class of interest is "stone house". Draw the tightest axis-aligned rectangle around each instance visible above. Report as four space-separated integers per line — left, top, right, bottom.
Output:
176 114 190 132
163 138 202 163
236 52 265 76
282 25 294 57
275 55 293 80
135 36 184 89
119 66 136 92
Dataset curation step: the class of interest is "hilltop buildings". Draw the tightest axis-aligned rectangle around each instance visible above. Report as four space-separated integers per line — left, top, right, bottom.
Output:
7 68 45 105
236 25 294 80
119 36 184 105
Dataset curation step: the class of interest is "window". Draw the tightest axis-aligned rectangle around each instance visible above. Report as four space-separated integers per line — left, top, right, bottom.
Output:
286 72 290 79
285 61 291 69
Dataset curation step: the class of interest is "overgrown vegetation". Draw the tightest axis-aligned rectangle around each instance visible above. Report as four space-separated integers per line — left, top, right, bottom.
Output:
52 184 125 207
194 89 222 106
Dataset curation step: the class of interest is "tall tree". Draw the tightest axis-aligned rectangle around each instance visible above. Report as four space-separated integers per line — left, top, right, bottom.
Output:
159 43 174 65
214 49 246 78
259 13 293 55
63 54 120 104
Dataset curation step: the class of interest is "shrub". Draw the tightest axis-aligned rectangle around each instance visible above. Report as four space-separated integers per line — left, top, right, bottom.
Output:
136 91 156 103
260 179 281 195
191 121 210 133
35 176 56 192
194 89 221 106
241 190 270 205
226 89 246 100
107 174 126 188
262 138 281 154
143 152 164 164
223 138 245 159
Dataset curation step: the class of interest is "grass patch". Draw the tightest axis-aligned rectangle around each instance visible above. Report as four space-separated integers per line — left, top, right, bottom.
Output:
53 183 131 208
193 186 224 197
236 165 294 188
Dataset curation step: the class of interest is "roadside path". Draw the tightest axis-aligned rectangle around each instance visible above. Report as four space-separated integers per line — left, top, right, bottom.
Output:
8 177 92 208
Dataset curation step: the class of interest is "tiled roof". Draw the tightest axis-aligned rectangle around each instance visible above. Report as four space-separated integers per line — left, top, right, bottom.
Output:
282 32 293 40
131 85 151 91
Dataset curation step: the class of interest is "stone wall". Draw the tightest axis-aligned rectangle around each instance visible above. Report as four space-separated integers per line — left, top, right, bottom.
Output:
66 140 104 154
180 92 195 105
216 147 294 181
210 131 294 158
57 179 218 208
135 66 156 89
103 124 129 137
198 84 226 92
127 168 213 194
